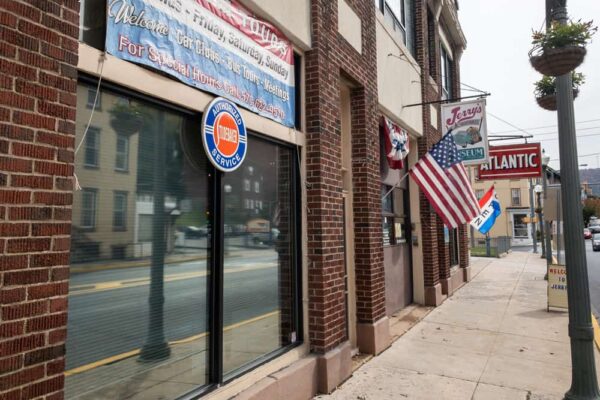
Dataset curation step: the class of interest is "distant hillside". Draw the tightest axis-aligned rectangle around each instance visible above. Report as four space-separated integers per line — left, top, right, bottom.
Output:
581 168 600 196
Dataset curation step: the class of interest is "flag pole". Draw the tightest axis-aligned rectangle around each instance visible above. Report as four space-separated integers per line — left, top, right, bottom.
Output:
382 172 409 200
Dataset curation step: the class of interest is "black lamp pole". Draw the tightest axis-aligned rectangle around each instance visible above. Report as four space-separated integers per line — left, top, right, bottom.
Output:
139 110 171 362
546 1 600 398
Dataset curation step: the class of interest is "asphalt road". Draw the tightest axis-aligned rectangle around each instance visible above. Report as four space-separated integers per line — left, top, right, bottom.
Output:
586 240 600 317
65 250 279 370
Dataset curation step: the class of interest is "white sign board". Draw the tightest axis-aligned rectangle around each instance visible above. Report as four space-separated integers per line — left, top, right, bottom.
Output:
548 264 568 310
441 99 489 166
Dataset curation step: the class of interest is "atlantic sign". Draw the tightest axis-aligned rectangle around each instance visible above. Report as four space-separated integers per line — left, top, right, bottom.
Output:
106 0 295 127
441 99 489 166
478 143 542 180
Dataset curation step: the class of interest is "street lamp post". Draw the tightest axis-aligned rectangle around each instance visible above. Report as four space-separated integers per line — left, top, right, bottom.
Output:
529 178 538 253
542 153 552 269
547 2 600 398
534 183 545 258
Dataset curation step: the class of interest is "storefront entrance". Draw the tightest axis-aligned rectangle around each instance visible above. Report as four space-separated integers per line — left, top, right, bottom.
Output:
510 211 533 246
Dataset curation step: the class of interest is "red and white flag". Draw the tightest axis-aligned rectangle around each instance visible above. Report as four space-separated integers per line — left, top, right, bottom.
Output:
409 130 480 228
382 116 409 170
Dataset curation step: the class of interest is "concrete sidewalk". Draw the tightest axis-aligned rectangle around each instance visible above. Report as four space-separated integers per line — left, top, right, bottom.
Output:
316 252 600 400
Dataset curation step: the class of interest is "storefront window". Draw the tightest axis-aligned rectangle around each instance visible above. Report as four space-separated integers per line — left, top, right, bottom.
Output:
381 185 406 246
68 82 301 397
222 137 297 375
448 228 459 266
67 83 211 399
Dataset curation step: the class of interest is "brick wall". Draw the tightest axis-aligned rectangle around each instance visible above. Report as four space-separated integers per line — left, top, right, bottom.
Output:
415 1 469 296
305 0 384 353
448 39 470 271
0 1 78 399
414 0 442 293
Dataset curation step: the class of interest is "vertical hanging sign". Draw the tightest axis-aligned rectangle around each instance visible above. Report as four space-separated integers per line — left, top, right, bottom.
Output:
441 99 489 165
106 0 295 127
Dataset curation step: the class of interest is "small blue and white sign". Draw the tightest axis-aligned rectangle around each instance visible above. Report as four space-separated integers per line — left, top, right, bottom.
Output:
202 97 247 172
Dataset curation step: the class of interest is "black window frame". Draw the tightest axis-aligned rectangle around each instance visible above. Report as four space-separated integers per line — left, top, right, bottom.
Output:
376 0 416 57
448 227 459 266
80 187 98 230
381 185 407 247
76 74 304 398
114 133 129 172
440 45 453 100
511 188 522 206
112 190 128 231
83 126 100 168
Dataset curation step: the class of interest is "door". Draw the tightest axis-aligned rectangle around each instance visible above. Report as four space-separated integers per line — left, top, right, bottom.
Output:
511 212 532 245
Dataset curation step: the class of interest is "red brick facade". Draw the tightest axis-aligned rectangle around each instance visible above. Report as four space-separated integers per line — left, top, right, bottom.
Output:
0 0 470 397
414 0 469 302
0 1 78 399
305 0 384 354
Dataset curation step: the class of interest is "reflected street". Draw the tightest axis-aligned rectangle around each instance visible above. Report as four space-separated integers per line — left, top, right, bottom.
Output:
66 249 278 370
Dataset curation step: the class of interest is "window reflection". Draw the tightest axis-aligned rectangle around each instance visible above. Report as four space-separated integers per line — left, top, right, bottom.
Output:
222 138 296 375
67 84 210 399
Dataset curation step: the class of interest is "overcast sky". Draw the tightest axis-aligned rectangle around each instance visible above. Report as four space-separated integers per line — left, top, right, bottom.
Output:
459 0 600 171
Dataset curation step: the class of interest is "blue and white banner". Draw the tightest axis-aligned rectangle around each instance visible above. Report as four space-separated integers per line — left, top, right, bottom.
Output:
470 186 501 234
106 0 295 127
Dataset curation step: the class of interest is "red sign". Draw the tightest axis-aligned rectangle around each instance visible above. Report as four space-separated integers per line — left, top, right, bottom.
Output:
478 143 542 180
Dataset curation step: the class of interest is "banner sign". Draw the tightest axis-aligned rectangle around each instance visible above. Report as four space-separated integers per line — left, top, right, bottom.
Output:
441 99 489 165
202 97 247 172
478 143 542 180
382 116 409 170
106 0 295 127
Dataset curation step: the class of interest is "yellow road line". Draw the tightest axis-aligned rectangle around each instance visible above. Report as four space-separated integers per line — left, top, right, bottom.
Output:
64 310 280 377
69 263 276 296
592 313 600 351
65 349 140 376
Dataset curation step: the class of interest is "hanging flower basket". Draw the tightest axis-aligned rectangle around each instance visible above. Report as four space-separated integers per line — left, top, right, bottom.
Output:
529 20 596 77
536 89 579 111
109 104 144 135
533 72 583 111
530 46 586 77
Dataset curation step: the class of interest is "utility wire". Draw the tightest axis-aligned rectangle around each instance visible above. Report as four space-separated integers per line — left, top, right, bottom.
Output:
528 126 600 137
490 119 600 135
539 133 600 142
487 112 533 137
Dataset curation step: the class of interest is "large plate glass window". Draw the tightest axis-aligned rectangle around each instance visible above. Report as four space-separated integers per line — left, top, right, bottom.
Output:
222 137 297 376
68 82 301 398
67 83 211 399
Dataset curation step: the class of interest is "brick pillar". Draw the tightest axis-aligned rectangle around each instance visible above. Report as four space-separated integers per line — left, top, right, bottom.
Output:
0 1 78 399
414 0 445 305
437 219 451 289
306 0 386 392
451 48 471 277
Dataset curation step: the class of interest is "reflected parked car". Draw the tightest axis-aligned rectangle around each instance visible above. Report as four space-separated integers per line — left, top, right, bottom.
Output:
593 233 600 252
585 228 593 239
180 225 208 238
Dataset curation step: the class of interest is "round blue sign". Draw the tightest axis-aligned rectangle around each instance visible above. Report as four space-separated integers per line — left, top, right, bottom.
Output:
202 98 248 172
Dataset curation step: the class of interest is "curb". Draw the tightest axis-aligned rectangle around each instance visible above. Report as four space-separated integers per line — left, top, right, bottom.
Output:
592 314 600 351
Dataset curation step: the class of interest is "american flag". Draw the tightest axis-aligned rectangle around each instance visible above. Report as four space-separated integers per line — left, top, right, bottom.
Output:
410 131 481 228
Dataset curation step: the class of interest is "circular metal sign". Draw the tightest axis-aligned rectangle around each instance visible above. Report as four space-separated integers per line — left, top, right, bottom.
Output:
202 97 247 172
